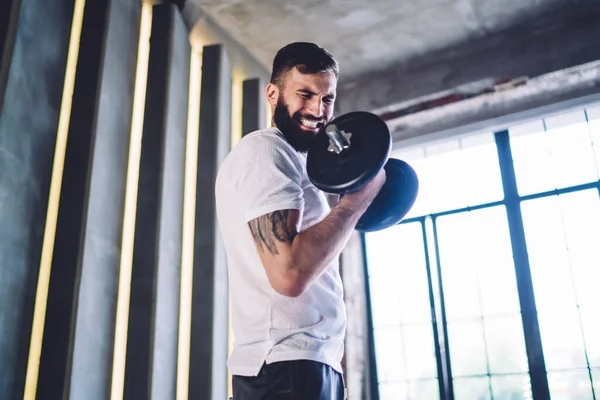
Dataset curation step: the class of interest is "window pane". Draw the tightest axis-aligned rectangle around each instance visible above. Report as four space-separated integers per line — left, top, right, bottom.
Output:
409 379 440 400
453 376 491 400
369 276 402 328
366 222 432 327
484 316 529 374
436 206 519 320
580 308 600 368
393 132 503 217
365 222 424 278
509 111 599 196
448 319 488 376
593 368 600 393
379 382 407 400
557 190 600 309
521 196 579 311
547 369 594 400
374 327 404 382
490 374 531 400
537 311 588 370
509 120 554 196
521 190 600 371
403 324 438 380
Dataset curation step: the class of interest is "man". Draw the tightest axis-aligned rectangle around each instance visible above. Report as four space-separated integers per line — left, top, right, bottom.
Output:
215 42 385 399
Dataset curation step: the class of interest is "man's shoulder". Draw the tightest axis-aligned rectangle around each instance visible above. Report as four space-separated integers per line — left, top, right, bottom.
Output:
231 127 300 162
236 128 288 151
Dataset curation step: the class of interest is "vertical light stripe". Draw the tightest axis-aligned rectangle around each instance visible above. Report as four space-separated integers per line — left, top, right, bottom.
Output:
110 3 153 399
230 73 243 149
177 46 202 400
23 1 86 398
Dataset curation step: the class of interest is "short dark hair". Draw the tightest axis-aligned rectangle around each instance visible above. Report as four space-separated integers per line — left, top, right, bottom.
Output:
270 42 339 88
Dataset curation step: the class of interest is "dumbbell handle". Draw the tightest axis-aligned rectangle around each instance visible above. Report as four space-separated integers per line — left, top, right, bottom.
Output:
325 124 352 154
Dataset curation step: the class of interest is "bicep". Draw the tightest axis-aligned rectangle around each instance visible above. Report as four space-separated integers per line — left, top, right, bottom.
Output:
248 209 301 288
248 209 301 258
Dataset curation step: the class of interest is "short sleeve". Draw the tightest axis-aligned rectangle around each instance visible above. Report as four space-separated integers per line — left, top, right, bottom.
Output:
235 134 305 222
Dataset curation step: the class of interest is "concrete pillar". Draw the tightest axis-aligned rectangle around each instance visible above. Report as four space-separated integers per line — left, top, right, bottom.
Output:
0 0 21 111
189 44 231 400
0 0 75 398
31 0 143 398
242 78 262 137
123 4 189 400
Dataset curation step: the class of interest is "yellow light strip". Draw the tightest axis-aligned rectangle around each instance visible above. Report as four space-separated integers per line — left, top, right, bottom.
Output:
110 3 153 399
176 46 202 400
23 0 86 398
230 74 243 149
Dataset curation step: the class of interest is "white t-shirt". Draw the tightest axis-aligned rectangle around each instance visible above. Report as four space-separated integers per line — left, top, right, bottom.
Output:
215 127 347 377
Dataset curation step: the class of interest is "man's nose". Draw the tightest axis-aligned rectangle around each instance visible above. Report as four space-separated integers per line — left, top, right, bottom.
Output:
307 97 324 118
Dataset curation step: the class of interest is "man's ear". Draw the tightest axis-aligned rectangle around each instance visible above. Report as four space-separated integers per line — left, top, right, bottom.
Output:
266 83 279 107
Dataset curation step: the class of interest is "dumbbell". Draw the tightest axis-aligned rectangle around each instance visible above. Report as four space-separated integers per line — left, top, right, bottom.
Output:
306 111 419 232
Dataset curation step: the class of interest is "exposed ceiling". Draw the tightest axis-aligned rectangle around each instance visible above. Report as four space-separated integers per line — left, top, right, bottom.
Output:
189 0 571 80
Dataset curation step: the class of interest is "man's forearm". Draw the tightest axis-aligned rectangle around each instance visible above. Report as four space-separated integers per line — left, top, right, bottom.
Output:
286 197 366 293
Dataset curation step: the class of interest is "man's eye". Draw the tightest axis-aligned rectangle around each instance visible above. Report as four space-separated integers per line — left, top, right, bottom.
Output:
299 93 310 99
324 98 334 104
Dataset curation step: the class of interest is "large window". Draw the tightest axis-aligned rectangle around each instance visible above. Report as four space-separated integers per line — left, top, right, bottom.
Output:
365 103 600 400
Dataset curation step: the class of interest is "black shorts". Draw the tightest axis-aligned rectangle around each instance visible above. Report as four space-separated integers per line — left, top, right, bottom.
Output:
231 360 346 400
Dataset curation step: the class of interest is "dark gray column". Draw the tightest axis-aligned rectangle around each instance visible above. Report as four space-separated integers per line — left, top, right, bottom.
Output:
0 0 21 112
62 0 141 398
123 4 189 400
242 78 262 137
36 1 113 397
0 0 75 398
189 44 231 400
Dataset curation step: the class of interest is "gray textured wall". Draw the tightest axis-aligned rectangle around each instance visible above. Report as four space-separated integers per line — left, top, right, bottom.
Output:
0 0 74 397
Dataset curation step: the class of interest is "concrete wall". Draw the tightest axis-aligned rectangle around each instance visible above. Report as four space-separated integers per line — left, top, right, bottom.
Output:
183 2 270 137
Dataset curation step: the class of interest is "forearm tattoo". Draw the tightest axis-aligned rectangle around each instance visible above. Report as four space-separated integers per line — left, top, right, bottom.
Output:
249 210 297 255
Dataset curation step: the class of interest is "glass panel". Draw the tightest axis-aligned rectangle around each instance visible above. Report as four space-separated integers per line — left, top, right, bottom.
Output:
447 319 488 376
365 222 425 278
557 190 600 309
509 120 554 196
394 132 503 217
379 382 408 400
408 379 440 400
453 376 491 400
545 111 598 188
537 311 588 370
580 308 600 368
436 206 517 320
521 197 578 311
547 369 594 400
478 258 521 317
366 222 432 327
484 315 529 374
369 276 402 328
402 324 438 380
593 368 600 393
374 327 405 382
490 374 531 400
509 111 598 196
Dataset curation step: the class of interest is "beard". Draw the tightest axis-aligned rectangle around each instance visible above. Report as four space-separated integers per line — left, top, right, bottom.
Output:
273 96 327 153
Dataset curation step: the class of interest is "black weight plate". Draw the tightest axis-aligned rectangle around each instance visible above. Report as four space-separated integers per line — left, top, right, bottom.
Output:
306 111 391 194
355 158 419 232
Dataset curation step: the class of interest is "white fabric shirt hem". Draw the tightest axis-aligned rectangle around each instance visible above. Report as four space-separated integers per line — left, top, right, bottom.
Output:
266 350 344 375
